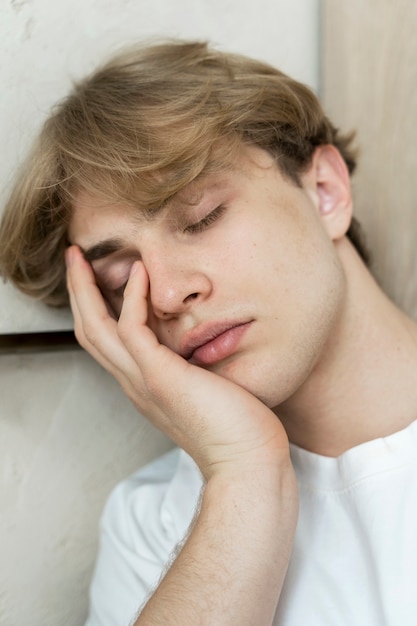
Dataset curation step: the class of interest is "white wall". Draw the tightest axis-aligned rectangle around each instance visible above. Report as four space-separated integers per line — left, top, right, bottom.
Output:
0 1 320 624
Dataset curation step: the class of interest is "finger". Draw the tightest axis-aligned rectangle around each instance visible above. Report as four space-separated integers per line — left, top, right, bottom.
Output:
118 260 158 351
120 261 150 325
66 245 136 375
118 260 188 376
67 262 115 373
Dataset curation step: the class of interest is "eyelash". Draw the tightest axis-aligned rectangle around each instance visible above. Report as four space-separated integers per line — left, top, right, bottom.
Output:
105 205 226 300
184 205 226 234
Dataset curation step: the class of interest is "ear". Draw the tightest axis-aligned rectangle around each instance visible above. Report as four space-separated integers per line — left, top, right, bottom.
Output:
302 145 353 241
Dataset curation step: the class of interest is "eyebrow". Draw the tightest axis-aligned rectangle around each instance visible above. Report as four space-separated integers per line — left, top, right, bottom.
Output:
79 177 231 263
81 238 126 263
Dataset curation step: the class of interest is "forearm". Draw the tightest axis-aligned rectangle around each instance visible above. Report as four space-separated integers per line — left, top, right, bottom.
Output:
135 456 298 626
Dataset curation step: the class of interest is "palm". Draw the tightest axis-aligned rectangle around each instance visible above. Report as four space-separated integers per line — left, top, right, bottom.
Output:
67 249 289 479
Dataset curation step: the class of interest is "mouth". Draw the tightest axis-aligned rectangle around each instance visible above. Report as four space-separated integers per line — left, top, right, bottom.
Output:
180 320 253 366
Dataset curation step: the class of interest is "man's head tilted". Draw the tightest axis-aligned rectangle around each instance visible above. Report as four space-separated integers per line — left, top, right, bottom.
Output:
0 39 365 306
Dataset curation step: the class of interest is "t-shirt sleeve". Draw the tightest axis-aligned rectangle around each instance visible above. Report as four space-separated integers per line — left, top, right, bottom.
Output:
84 448 203 626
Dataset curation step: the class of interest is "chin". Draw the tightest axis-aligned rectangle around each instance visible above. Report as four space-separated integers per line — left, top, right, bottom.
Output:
210 357 283 407
213 348 315 410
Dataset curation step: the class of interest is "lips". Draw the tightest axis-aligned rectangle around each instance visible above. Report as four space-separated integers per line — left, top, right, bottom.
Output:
179 320 253 365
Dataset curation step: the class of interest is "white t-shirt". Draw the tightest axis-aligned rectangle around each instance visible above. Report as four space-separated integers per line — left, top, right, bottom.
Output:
85 419 417 626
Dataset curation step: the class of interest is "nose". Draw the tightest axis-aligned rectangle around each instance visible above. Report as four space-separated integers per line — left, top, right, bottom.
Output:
145 252 212 320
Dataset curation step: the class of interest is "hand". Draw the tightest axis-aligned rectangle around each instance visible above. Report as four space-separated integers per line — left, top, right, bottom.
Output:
66 245 290 479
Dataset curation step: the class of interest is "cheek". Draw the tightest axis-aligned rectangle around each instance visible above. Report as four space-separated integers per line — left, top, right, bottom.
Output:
258 228 345 359
282 244 346 368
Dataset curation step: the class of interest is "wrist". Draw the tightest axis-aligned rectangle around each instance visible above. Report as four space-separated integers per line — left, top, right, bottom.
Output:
201 433 293 482
204 451 298 519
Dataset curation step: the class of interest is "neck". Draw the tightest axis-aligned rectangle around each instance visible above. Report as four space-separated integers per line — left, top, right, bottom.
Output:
276 239 417 457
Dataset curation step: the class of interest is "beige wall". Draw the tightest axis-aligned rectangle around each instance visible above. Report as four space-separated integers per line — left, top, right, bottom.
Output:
322 0 417 318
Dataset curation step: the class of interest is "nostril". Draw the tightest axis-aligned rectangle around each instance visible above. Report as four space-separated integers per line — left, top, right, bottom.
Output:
185 292 199 302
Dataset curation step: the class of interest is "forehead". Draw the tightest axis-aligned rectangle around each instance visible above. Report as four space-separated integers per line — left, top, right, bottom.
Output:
69 192 127 244
68 145 283 246
67 177 224 253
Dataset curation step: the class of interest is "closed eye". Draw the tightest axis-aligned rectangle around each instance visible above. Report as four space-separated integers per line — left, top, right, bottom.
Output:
113 281 128 299
184 205 226 234
100 281 128 320
91 254 138 315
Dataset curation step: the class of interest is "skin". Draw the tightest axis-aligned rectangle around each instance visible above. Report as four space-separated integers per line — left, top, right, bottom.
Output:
68 145 349 411
66 143 417 623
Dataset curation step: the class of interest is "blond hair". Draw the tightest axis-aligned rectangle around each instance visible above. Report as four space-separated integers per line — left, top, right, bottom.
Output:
0 40 361 307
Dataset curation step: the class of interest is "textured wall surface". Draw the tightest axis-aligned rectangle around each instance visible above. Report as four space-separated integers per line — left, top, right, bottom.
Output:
0 1 319 624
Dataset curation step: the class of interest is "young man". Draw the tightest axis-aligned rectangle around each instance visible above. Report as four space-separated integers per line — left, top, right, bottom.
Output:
1 41 417 626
